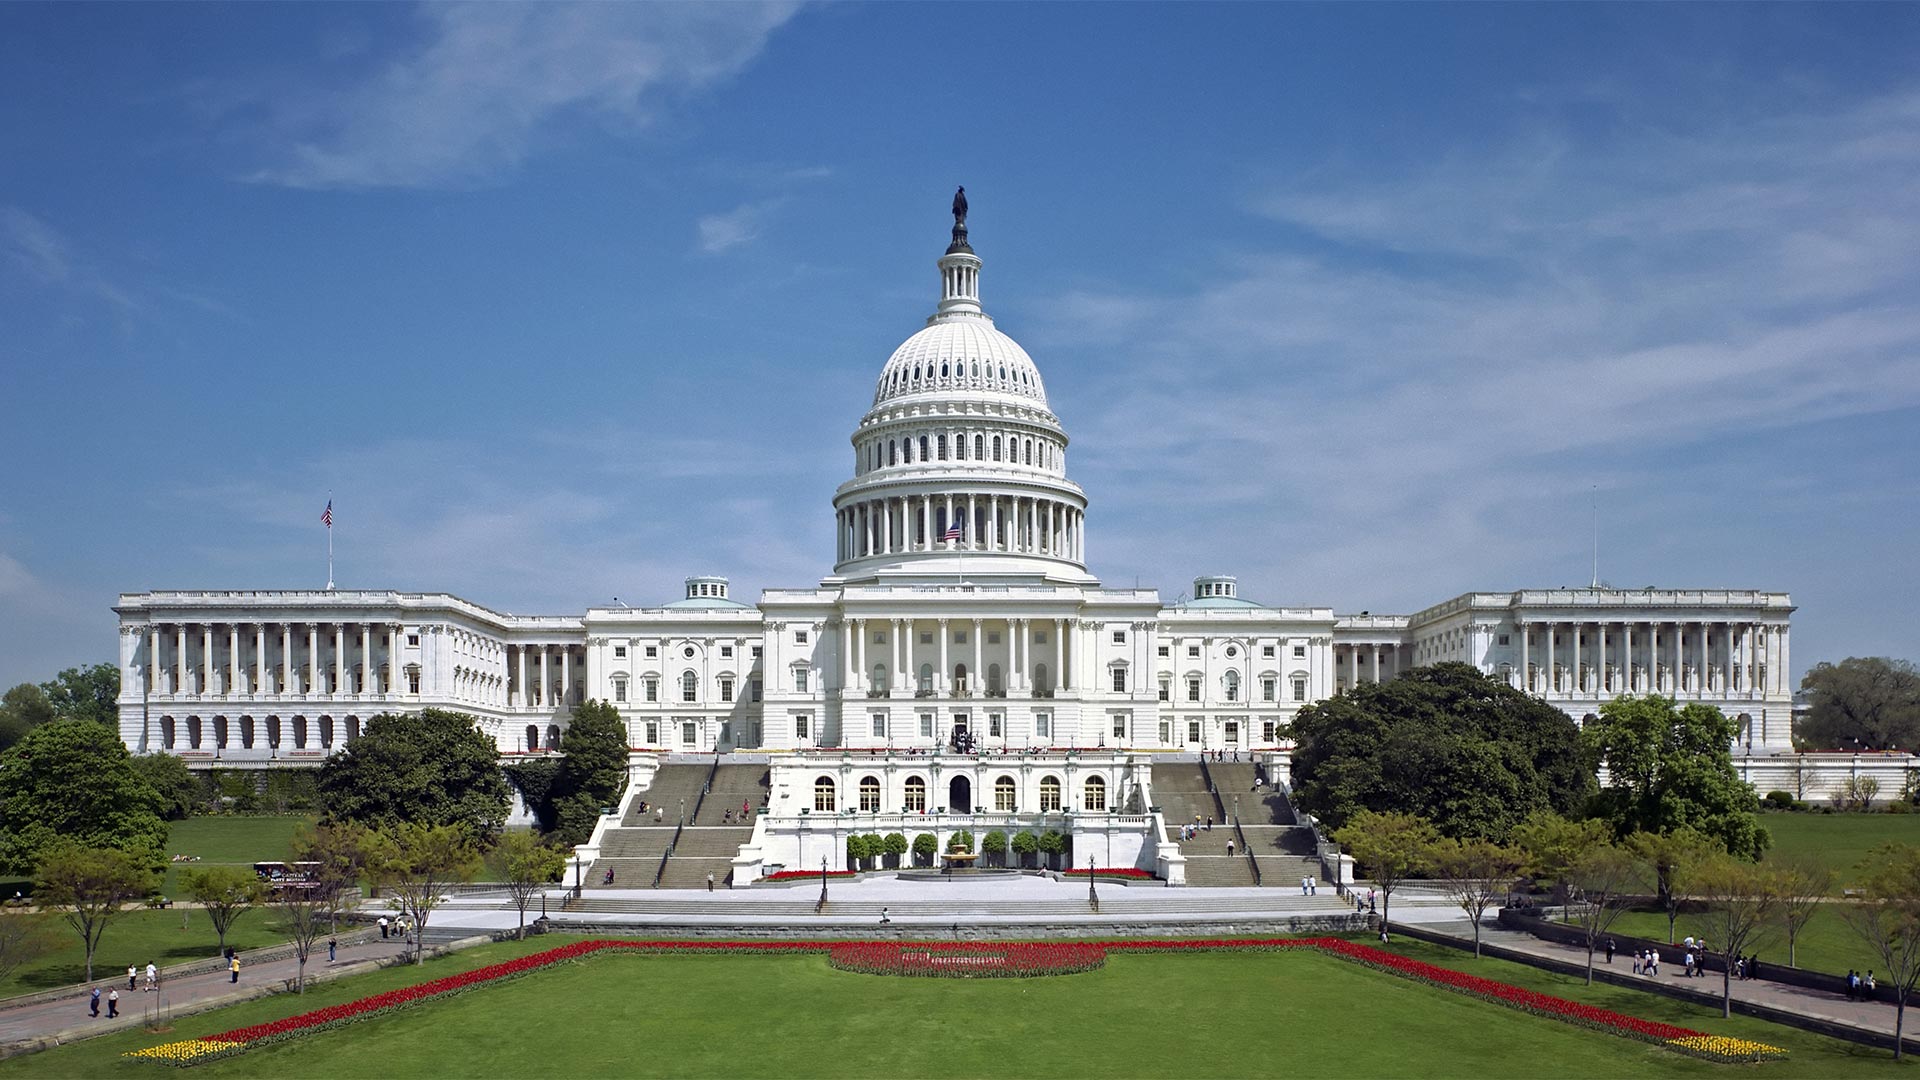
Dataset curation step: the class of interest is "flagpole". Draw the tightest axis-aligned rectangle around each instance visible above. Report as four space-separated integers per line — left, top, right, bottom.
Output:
325 492 334 591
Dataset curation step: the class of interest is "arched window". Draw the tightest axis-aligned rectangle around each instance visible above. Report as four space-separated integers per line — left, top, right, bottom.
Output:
919 435 930 461
320 716 334 748
1083 775 1107 812
872 663 888 692
903 439 913 463
1024 439 1033 464
918 663 934 694
526 724 540 751
547 723 561 749
241 715 255 748
859 775 882 812
1033 663 1050 695
988 663 1003 695
974 434 984 458
889 440 897 465
954 663 968 694
681 671 698 702
971 361 980 378
293 715 309 748
1223 670 1240 702
938 434 948 460
992 435 1002 461
955 436 965 460
994 775 1017 812
160 716 176 749
905 775 927 812
187 716 202 749
213 715 229 749
1039 775 1062 812
814 776 837 813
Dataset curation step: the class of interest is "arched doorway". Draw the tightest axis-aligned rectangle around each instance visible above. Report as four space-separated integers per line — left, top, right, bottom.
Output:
949 775 972 813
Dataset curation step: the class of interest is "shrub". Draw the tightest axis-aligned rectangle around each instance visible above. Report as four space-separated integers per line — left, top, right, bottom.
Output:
947 830 975 854
1763 790 1795 811
911 833 937 866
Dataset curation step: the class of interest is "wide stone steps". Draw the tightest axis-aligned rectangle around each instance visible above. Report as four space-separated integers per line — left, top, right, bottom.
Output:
671 826 755 858
694 765 769 826
598 828 674 860
560 892 1368 919
622 763 711 826
658 857 738 889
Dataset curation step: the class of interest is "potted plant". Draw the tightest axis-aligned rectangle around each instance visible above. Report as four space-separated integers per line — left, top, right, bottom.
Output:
883 832 908 869
912 833 937 867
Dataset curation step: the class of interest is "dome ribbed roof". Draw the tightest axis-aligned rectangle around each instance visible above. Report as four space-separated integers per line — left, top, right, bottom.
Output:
872 316 1049 408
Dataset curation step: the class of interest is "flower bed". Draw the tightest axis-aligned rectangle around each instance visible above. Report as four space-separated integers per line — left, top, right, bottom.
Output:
763 869 859 882
1061 867 1156 879
126 936 1784 1066
829 942 1106 978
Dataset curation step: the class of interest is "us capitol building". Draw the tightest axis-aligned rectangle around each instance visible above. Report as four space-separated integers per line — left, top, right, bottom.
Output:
112 196 1808 879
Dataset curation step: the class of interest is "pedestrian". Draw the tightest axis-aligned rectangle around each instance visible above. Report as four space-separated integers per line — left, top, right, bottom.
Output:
1632 951 1642 976
1846 971 1858 1000
1605 938 1616 964
89 987 100 1017
1309 876 1317 895
327 937 337 964
229 955 240 984
379 915 389 939
742 798 751 818
1683 951 1695 978
1647 950 1658 977
1205 816 1213 831
1225 839 1235 857
880 907 891 924
706 872 715 892
127 964 137 991
1300 875 1309 895
107 989 119 1018
1867 971 1878 996
145 962 157 992
656 806 664 823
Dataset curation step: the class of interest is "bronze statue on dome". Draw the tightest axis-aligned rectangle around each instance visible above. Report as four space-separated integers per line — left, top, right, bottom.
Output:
952 186 968 226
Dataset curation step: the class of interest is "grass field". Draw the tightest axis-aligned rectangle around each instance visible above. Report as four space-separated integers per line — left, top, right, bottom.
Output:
160 815 313 895
0 908 291 999
0 935 1907 1079
1760 812 1920 889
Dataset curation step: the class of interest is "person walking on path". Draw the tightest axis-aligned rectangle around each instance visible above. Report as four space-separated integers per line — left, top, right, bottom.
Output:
144 962 157 992
706 872 715 892
126 964 137 991
327 937 337 964
378 916 389 939
1226 839 1235 857
228 956 240 985
88 988 100 1018
1605 938 1615 964
107 989 119 1018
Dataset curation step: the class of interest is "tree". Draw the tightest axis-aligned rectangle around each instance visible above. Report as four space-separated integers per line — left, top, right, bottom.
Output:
180 865 266 951
316 709 510 839
847 833 874 869
0 720 169 874
982 830 1008 868
883 832 908 869
550 701 630 846
40 664 120 728
497 830 566 940
291 821 370 934
1011 830 1039 869
368 823 480 965
912 833 937 867
1842 843 1920 1059
1691 856 1780 1019
1334 810 1439 932
1583 695 1769 860
0 684 56 751
1038 829 1067 869
1511 812 1611 902
1431 836 1521 957
271 883 333 995
1565 842 1643 986
501 758 563 833
33 842 157 981
1625 826 1723 942
1289 663 1591 842
947 830 975 854
1835 775 1881 812
130 752 199 821
1798 658 1920 752
0 912 56 986
1773 856 1832 967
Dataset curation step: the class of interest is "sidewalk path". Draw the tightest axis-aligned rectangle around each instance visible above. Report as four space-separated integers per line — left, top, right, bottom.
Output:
1419 918 1913 1051
0 934 417 1053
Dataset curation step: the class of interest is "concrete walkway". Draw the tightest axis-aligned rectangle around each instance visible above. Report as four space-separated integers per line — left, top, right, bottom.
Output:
1416 917 1916 1052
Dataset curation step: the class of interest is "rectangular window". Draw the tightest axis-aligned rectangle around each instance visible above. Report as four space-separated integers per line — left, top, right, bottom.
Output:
614 645 627 659
1497 634 1510 646
1262 720 1277 742
720 645 733 659
1187 645 1200 658
1158 678 1170 702
751 679 763 703
751 646 762 660
1262 677 1276 702
1187 677 1201 702
1292 644 1306 658
719 678 734 703
875 631 887 644
919 712 934 738
988 631 1001 645
920 632 933 645
614 678 628 703
1263 644 1276 658
407 671 420 695
682 677 697 703
795 669 810 693
1035 631 1048 645
1187 720 1201 744
1112 629 1126 644
644 721 659 744
988 713 1002 737
871 712 886 737
645 645 658 659
407 633 420 647
681 722 697 746
1292 676 1307 702
795 714 810 740
1111 668 1127 692
1157 645 1170 658
1158 720 1171 743
954 630 967 644
1034 711 1050 739
1112 713 1127 740
645 678 659 702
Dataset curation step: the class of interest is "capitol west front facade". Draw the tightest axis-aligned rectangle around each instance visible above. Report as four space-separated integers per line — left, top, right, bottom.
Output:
112 204 1801 879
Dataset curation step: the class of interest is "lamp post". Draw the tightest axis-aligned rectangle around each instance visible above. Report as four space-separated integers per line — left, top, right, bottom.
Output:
1087 852 1098 908
574 853 582 897
819 856 830 907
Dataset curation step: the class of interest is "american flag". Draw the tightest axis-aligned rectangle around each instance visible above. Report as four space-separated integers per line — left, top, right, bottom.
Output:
321 500 333 529
942 520 964 541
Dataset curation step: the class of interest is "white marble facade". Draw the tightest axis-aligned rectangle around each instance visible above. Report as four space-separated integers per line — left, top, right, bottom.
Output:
114 207 1797 765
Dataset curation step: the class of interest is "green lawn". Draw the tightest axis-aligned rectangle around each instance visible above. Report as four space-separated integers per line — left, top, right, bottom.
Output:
0 908 291 999
1761 812 1920 890
160 815 313 895
0 935 1907 1078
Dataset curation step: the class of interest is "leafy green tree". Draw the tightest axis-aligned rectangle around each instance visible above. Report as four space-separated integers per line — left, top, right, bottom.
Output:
501 758 563 833
947 830 975 854
883 832 908 868
130 752 199 821
1289 663 1591 841
1773 856 1832 967
291 821 371 933
1038 829 1067 869
1798 657 1920 752
1510 812 1611 901
0 683 55 751
912 833 937 866
1625 826 1723 942
316 709 510 839
847 833 874 869
367 823 480 965
1566 842 1644 985
497 830 566 940
34 842 157 981
40 664 120 728
1842 843 1920 1058
1583 695 1768 859
549 701 630 846
0 720 168 874
1011 830 1039 869
1430 836 1522 957
1333 810 1438 932
982 830 1008 868
180 865 267 951
1691 856 1781 1019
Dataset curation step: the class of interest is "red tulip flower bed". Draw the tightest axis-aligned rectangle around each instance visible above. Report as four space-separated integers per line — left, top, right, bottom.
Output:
763 869 859 882
126 936 1783 1066
829 941 1107 978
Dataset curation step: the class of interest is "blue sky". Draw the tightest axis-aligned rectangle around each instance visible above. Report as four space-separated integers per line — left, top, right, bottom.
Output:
2 3 1917 690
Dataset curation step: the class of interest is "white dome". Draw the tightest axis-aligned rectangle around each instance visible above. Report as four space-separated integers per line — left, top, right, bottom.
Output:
872 315 1049 408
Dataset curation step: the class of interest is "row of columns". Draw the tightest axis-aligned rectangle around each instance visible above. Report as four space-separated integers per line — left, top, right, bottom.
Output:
839 617 1073 696
507 644 585 710
1335 643 1405 689
1519 619 1783 697
838 493 1083 563
143 622 404 698
155 713 359 752
858 427 1058 475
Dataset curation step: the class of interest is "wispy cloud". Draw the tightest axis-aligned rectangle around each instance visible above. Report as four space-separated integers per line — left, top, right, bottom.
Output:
696 199 783 255
246 3 803 190
1 207 138 312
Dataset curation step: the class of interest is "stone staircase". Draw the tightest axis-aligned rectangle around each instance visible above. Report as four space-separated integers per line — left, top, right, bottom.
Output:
1151 761 1255 887
586 762 717 886
657 825 755 888
693 765 769 826
1207 762 1324 888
